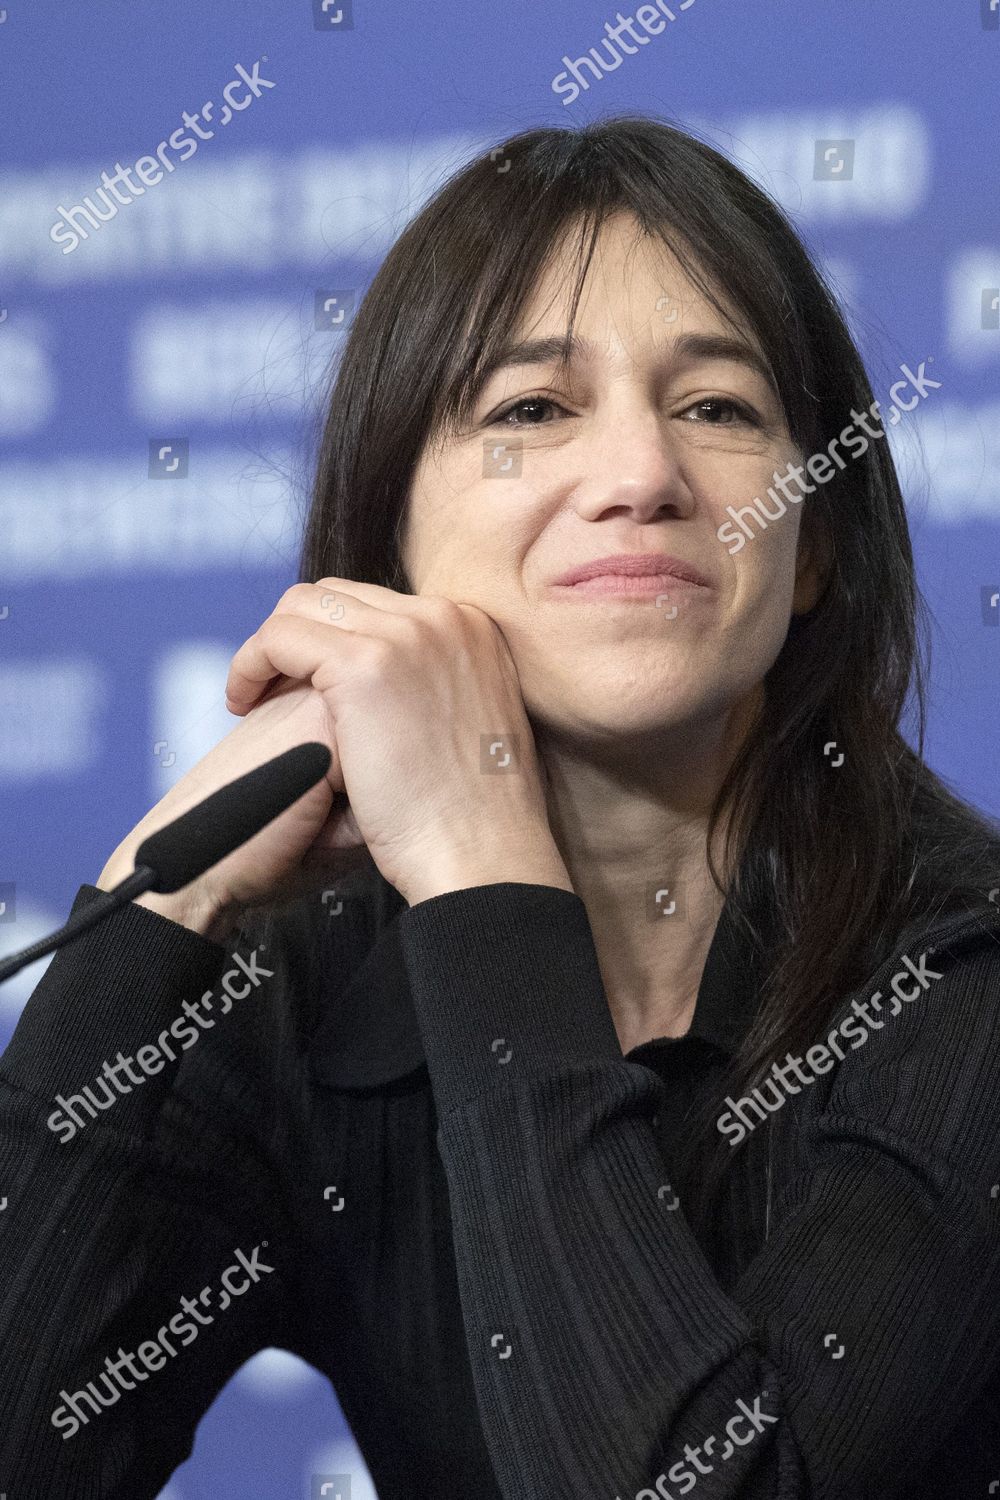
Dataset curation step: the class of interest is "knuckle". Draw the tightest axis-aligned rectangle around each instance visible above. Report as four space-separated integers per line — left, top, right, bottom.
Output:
422 595 464 632
430 594 463 618
275 582 314 610
352 634 391 675
393 612 427 646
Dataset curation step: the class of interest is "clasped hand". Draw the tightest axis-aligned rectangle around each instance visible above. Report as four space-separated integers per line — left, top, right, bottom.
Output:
224 578 567 906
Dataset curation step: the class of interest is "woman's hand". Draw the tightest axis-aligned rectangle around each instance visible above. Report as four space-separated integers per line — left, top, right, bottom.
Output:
97 673 369 935
224 578 571 906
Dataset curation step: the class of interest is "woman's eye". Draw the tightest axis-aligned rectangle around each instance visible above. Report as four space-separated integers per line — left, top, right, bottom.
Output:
682 396 759 426
489 395 760 428
491 396 565 427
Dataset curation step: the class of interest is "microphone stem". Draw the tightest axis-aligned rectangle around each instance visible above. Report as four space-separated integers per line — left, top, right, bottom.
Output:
0 866 157 984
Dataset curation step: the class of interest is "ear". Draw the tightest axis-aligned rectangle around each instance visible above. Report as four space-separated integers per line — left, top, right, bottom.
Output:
792 505 833 615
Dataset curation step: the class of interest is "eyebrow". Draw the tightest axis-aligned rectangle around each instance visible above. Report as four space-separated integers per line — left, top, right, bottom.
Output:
475 331 778 396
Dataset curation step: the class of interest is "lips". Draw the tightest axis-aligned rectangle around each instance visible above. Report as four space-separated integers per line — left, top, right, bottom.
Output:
560 575 699 597
550 553 712 588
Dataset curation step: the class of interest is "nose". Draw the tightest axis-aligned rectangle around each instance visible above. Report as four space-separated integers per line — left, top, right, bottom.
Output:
570 407 697 522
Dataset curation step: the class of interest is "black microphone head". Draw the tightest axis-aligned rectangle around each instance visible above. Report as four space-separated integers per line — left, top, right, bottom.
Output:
135 741 332 894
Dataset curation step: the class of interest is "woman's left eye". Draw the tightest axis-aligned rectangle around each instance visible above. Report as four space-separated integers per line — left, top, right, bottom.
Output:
491 396 566 427
681 397 760 426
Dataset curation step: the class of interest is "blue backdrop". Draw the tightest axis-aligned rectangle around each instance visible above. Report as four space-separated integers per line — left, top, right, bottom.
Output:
1 1 998 1494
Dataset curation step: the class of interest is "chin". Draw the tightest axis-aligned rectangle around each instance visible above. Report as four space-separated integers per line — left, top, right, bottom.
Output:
535 687 715 741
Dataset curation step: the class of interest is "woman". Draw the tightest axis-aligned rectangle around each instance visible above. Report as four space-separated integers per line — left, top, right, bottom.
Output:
1 114 999 1498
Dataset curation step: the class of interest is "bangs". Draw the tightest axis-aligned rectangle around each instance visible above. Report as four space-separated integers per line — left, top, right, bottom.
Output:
425 196 793 454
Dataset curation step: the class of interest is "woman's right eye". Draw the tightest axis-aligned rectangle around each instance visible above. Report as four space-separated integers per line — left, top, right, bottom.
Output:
489 396 568 427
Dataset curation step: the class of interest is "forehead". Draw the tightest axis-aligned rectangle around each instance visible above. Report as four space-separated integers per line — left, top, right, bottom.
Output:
478 216 775 397
513 212 752 349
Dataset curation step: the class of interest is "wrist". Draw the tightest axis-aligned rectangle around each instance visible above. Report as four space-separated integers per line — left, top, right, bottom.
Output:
404 838 574 907
96 852 239 943
132 890 240 943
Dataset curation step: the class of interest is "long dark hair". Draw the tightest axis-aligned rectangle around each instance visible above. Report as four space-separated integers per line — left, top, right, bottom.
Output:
298 113 1000 1238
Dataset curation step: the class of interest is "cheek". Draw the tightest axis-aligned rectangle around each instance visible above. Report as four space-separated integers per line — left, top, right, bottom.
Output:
423 501 526 595
724 532 801 661
408 529 509 605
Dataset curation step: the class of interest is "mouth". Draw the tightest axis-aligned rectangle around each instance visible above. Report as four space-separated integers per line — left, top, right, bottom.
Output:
549 572 712 600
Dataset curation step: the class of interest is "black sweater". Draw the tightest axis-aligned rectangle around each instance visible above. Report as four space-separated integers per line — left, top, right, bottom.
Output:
1 865 1000 1498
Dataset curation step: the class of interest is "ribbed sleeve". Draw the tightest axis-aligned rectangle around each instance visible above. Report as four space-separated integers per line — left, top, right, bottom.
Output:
397 882 1000 1500
0 885 295 1497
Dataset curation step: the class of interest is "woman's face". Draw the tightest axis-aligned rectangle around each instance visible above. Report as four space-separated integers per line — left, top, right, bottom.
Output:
400 211 824 757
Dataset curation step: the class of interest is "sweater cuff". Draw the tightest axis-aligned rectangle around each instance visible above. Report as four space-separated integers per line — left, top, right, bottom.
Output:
396 882 624 1120
0 883 233 1128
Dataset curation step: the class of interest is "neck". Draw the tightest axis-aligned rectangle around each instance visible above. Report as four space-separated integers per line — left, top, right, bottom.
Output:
535 714 746 1054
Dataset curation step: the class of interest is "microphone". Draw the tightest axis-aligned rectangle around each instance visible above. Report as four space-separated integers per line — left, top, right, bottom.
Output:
0 741 332 984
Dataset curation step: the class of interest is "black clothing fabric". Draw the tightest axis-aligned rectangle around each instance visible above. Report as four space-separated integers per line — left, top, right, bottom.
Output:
1 866 1000 1498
